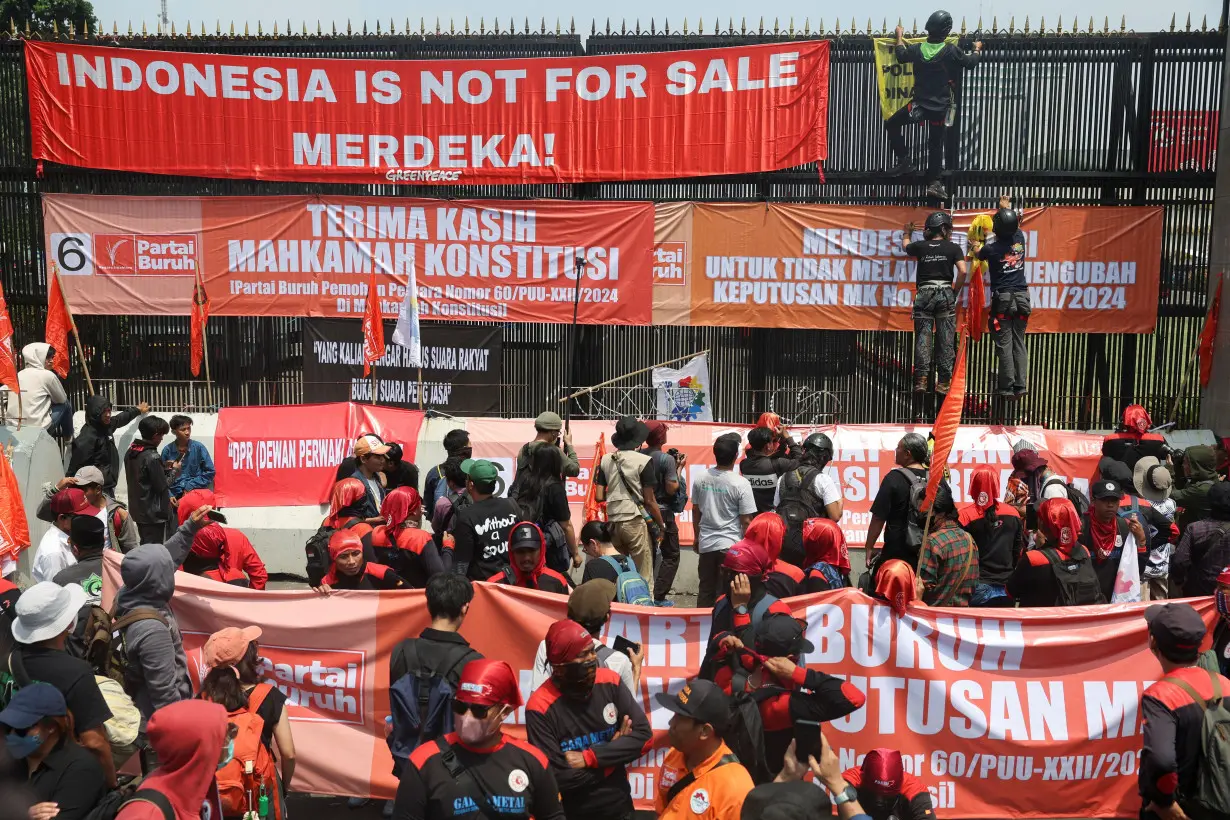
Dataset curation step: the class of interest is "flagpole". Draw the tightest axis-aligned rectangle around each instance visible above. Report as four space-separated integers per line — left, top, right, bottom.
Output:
417 366 424 411
195 270 214 409
564 255 587 433
371 365 378 406
53 264 94 396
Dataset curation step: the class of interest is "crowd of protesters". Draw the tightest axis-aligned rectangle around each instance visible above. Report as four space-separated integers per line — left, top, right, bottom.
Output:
2 399 1230 820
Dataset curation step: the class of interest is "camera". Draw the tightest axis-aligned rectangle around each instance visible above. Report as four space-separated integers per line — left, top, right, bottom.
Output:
668 448 681 458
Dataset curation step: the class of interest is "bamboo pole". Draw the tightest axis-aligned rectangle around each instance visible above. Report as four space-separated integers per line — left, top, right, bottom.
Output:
558 349 711 403
417 366 424 411
195 270 214 409
371 365 378 406
54 265 94 396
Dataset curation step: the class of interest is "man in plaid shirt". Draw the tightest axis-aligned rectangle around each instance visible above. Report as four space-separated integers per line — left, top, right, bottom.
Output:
919 483 980 606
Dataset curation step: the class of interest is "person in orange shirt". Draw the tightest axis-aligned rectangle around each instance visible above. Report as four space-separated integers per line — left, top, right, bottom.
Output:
655 679 755 820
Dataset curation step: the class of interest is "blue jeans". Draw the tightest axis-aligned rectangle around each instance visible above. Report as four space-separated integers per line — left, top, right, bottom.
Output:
49 402 74 439
971 582 1012 607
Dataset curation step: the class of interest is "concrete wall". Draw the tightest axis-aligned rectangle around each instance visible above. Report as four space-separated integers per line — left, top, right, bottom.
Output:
1200 25 1230 434
1 423 68 580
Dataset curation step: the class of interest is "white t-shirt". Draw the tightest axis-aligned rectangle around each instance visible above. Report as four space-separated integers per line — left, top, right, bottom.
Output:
530 637 635 694
772 471 842 509
691 468 758 554
95 507 111 551
32 527 75 583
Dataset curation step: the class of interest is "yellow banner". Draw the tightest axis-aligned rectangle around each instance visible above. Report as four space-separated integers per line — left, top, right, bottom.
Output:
873 36 959 121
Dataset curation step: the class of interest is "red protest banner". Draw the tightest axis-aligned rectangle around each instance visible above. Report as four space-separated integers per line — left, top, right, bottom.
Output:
26 41 828 185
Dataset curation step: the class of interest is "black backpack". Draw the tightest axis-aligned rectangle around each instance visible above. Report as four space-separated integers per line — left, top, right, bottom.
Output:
305 519 364 587
775 467 824 566
1041 476 1091 518
723 657 779 785
1042 548 1106 606
85 787 175 820
896 467 929 553
387 640 480 777
514 491 571 574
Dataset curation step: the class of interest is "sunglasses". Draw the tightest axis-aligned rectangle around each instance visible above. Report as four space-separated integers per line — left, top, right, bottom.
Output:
452 701 493 719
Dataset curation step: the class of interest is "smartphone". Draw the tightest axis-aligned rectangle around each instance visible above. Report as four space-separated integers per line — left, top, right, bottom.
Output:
613 635 641 658
794 719 821 764
206 509 228 525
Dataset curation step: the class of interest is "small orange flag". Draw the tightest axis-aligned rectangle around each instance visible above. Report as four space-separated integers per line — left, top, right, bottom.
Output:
362 271 385 378
190 274 210 377
922 331 968 511
45 265 72 379
584 433 608 523
1199 275 1222 387
965 214 993 342
0 447 30 562
0 278 19 394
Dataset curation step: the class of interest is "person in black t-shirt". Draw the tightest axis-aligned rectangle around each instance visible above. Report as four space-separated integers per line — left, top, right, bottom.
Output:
451 460 522 581
903 211 966 394
579 521 624 584
864 434 929 568
885 12 982 200
975 205 1031 398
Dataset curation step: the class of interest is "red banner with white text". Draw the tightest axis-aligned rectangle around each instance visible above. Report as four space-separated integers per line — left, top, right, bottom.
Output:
99 556 1218 819
26 41 828 184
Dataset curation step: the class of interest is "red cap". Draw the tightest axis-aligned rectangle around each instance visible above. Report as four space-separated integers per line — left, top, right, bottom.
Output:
1038 497 1081 550
456 659 521 708
545 619 594 666
861 749 904 796
49 487 100 517
328 529 365 560
178 489 216 525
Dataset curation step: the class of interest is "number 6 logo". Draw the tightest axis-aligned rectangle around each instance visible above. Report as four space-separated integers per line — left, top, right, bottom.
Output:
48 233 93 276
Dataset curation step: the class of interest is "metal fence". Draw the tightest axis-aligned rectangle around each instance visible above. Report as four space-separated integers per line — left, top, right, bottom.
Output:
0 22 1220 428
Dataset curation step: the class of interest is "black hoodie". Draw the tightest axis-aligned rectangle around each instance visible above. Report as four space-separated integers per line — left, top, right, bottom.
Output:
68 396 142 493
124 438 171 525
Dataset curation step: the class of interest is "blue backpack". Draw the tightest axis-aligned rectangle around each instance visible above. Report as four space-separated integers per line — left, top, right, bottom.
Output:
601 555 654 606
806 561 846 590
387 640 479 775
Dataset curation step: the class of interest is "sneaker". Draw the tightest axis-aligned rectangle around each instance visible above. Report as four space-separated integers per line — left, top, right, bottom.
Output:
887 157 913 176
913 377 929 393
936 380 952 394
926 181 948 200
653 599 675 607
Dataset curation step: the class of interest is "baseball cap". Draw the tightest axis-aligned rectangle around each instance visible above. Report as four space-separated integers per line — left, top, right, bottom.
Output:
69 515 105 550
753 614 814 659
1091 480 1124 500
460 459 499 486
1145 603 1207 663
456 659 522 708
655 679 731 733
535 411 564 432
202 626 263 670
353 433 391 457
68 466 105 487
568 580 616 625
741 782 831 820
0 682 67 730
509 522 544 552
49 487 101 517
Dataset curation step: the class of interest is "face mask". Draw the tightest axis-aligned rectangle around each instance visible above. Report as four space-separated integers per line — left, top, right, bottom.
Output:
456 711 491 746
1217 588 1230 622
5 731 42 759
556 658 598 700
217 739 234 770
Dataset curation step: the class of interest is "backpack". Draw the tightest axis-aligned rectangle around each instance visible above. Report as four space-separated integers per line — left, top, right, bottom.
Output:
216 686 283 820
1041 476 1091 517
83 606 168 684
897 467 929 552
776 467 825 566
0 647 30 709
723 677 778 785
806 561 846 590
1159 670 1230 815
600 555 654 606
1041 548 1106 606
84 787 175 820
712 594 779 640
651 451 689 514
305 519 365 587
515 492 571 574
95 675 140 747
387 640 478 776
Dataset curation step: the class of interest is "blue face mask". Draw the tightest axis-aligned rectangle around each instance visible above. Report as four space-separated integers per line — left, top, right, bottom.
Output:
5 730 43 759
217 739 234 770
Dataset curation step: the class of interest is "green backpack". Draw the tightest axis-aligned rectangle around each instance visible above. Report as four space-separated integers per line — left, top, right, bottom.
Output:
1162 669 1230 815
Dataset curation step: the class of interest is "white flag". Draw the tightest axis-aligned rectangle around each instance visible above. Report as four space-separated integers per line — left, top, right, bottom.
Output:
391 262 422 368
653 354 713 422
1110 540 1142 603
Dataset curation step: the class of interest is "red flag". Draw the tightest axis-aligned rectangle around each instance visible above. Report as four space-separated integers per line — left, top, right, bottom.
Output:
1199 275 1222 387
362 270 385 377
922 331 969 511
45 265 72 378
0 447 30 562
190 274 210 377
0 278 19 394
584 433 608 522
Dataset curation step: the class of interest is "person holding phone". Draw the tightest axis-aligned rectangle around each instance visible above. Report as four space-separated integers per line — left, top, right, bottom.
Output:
530 580 641 695
513 412 580 487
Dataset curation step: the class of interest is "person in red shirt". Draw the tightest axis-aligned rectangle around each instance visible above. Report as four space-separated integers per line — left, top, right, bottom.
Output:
745 512 803 598
488 522 570 594
372 486 446 587
841 748 936 820
318 529 406 592
174 489 268 589
801 518 851 593
957 466 1023 606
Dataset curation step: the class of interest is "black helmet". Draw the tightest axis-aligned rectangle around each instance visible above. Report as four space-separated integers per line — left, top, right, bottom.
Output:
924 211 952 237
925 10 953 39
992 208 1020 240
803 432 834 460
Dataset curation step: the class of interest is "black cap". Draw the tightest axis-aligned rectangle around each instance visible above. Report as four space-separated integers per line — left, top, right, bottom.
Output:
69 514 105 550
655 679 730 733
1146 603 1207 663
1091 479 1124 500
754 614 815 658
509 522 543 551
740 782 831 820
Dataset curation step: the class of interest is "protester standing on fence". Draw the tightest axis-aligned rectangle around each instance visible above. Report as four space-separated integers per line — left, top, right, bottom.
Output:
884 15 982 201
692 433 757 607
643 420 685 604
450 459 521 581
67 396 149 495
160 414 215 500
741 424 800 515
903 212 966 394
124 415 174 544
974 207 1031 399
593 417 663 585
9 343 72 439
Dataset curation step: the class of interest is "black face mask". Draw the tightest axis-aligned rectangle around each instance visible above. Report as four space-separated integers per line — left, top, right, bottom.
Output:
555 658 598 700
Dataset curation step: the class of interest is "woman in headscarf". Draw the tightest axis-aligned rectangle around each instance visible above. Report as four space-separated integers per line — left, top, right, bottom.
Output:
745 512 803 598
176 490 267 589
317 529 406 593
1101 404 1167 474
801 517 851 593
699 540 795 679
323 478 372 530
371 487 446 587
958 467 1023 607
872 559 925 618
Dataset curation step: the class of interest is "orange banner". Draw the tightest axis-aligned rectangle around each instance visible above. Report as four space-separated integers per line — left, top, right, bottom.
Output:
654 203 1163 333
100 554 1217 818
